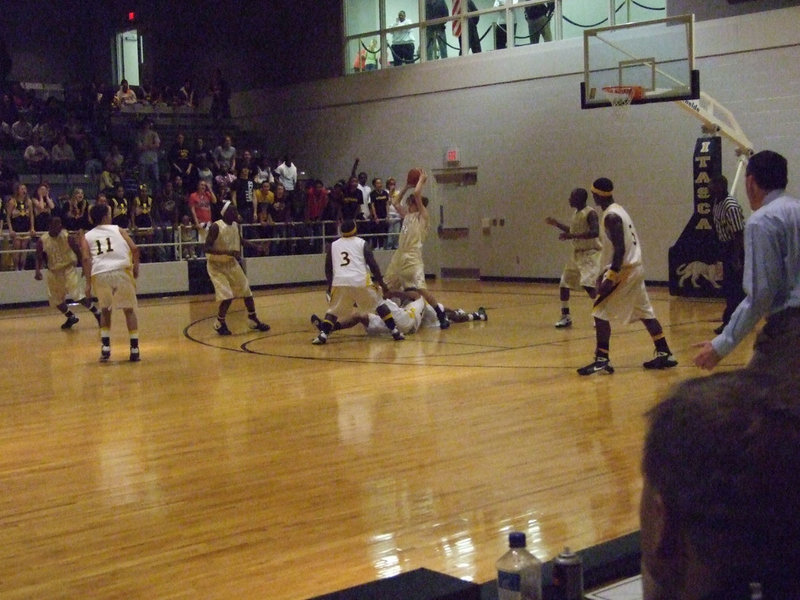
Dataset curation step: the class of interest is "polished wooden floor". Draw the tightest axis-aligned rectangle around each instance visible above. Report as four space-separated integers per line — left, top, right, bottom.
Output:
0 281 753 599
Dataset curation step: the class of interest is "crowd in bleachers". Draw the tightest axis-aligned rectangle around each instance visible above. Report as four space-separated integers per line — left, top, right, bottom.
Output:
1 76 405 271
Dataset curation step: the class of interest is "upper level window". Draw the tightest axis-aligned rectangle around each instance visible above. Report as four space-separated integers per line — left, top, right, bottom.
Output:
343 0 666 74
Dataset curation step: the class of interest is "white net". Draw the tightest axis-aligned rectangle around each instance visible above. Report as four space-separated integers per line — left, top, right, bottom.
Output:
603 87 635 121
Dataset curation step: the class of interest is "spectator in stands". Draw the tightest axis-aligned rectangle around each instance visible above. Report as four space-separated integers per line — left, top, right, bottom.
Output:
0 154 18 197
306 179 328 253
78 137 103 182
51 133 76 173
157 178 183 230
268 182 290 255
321 181 341 244
641 370 800 600
6 183 34 270
132 184 158 261
369 177 391 249
177 79 195 109
99 157 122 196
64 113 87 148
195 156 213 190
385 177 402 250
110 184 130 229
254 155 274 186
33 114 60 149
212 135 236 175
11 111 33 146
168 132 193 182
32 183 55 232
341 176 364 222
188 179 217 250
61 187 90 232
114 79 138 106
1 92 19 136
136 118 161 193
209 68 230 121
254 179 275 255
193 136 212 169
23 132 51 173
274 154 297 195
232 149 256 224
290 178 310 254
105 144 125 171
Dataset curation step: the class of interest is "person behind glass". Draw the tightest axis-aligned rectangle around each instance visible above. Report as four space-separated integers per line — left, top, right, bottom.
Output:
23 132 50 174
390 10 416 65
640 369 800 600
136 118 161 194
426 0 449 60
694 150 800 373
177 78 195 109
709 174 746 335
525 2 554 44
456 0 481 55
132 184 159 262
254 179 275 256
232 149 256 226
51 133 76 173
493 0 509 49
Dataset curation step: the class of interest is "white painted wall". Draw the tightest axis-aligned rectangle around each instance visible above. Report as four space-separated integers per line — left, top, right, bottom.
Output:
235 6 800 282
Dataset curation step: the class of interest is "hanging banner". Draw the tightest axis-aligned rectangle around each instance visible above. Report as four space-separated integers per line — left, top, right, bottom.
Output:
668 136 724 297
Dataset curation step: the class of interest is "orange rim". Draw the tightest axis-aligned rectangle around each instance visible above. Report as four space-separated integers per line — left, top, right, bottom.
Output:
602 85 645 101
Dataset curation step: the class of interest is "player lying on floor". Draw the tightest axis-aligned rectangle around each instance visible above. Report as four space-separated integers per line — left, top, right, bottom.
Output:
311 290 486 337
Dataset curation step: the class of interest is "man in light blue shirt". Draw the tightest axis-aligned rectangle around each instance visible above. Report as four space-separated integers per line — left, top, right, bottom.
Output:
694 150 800 370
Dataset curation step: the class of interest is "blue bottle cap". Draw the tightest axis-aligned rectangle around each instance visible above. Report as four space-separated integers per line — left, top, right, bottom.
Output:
509 532 526 548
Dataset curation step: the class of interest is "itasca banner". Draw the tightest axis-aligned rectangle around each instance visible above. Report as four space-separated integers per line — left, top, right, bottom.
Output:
668 136 725 297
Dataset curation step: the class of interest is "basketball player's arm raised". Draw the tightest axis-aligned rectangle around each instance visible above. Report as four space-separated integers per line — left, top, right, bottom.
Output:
119 228 141 279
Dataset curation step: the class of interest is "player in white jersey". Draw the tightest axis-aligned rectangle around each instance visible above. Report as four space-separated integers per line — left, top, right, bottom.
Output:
545 188 602 328
312 219 404 345
205 201 270 335
80 203 141 362
385 168 450 329
578 177 677 375
35 215 101 329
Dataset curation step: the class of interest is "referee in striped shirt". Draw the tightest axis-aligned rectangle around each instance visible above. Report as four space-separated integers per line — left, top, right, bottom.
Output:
710 175 746 333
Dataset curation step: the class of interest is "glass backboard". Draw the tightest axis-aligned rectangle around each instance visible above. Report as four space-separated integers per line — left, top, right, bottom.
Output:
581 14 698 109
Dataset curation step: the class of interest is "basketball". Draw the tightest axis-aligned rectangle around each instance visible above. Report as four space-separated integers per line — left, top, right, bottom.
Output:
406 168 421 185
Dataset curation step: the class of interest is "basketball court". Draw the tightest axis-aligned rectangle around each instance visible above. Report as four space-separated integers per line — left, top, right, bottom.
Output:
0 279 753 599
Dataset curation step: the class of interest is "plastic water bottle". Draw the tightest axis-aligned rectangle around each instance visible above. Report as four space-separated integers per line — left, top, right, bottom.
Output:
496 531 542 600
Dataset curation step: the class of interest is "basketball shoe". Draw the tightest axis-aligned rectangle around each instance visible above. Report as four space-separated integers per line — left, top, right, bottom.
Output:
555 314 572 328
643 351 678 370
214 319 232 335
61 314 79 329
577 356 614 375
312 332 327 345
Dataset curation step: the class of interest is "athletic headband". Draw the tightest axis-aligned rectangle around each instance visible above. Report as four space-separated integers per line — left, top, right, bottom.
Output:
341 223 357 237
591 186 613 197
220 201 232 216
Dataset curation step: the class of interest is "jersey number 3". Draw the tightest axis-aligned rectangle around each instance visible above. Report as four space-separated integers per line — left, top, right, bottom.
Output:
339 251 351 267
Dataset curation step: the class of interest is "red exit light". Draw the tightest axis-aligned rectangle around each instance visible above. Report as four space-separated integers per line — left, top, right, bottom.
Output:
128 11 136 21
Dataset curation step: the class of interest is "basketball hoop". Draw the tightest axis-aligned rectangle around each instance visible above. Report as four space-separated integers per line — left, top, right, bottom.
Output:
602 85 645 120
